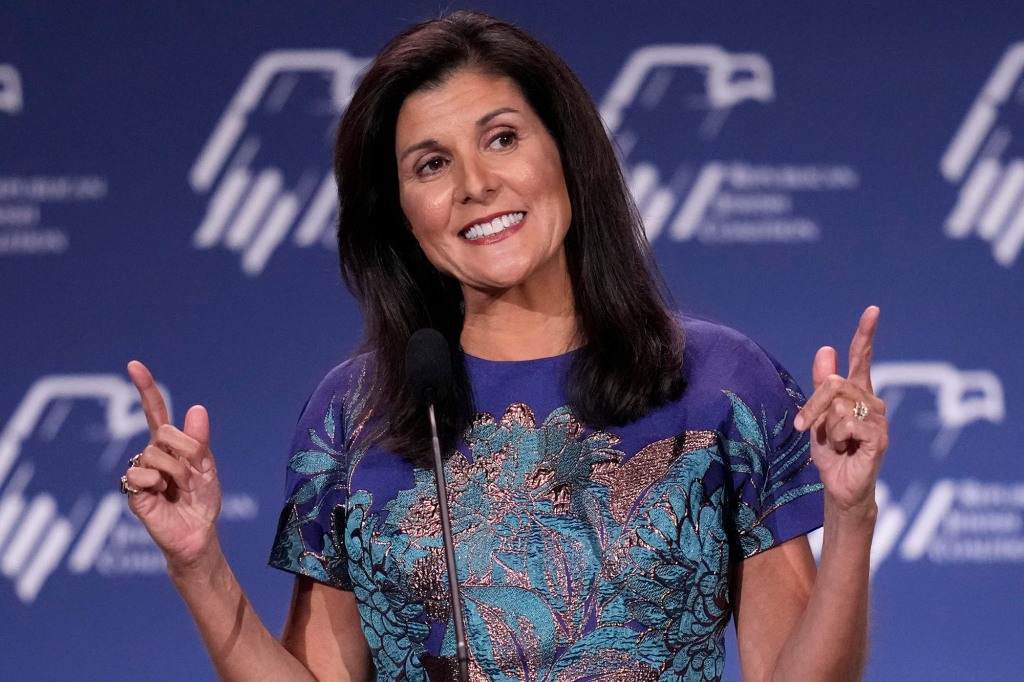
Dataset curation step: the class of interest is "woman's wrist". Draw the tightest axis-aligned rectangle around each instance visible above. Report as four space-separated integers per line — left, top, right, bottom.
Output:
821 494 877 557
824 489 878 526
165 537 231 592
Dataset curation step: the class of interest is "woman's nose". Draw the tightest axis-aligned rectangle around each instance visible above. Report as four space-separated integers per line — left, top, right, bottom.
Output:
456 155 500 204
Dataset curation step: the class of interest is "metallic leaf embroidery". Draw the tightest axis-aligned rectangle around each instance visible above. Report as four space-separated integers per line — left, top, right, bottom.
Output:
273 377 823 681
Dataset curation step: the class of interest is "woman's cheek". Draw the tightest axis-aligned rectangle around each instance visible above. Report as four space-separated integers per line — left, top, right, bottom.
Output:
403 186 449 238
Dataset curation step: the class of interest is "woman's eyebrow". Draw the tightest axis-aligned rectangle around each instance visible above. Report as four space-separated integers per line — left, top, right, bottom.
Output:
476 106 519 127
399 139 439 162
398 107 521 161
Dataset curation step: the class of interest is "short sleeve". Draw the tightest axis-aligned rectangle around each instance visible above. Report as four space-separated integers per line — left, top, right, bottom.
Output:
716 339 824 560
268 363 355 589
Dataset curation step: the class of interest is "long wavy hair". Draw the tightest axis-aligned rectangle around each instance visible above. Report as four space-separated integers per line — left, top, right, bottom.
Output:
335 11 685 463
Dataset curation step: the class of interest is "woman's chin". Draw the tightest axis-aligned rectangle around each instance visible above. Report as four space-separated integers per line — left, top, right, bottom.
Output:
458 267 534 294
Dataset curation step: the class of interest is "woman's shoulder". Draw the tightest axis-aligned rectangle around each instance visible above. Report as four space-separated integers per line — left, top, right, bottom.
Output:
679 314 774 362
678 315 805 402
298 353 377 421
680 314 757 347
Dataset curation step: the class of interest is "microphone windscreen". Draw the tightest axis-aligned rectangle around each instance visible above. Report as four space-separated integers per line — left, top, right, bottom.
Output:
405 328 453 405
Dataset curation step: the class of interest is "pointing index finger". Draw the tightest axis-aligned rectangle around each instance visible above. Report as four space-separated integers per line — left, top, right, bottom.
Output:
847 306 879 393
127 360 170 438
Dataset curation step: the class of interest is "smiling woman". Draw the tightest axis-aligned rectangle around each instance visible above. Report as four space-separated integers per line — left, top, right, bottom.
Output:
394 70 573 306
333 12 688 466
121 10 887 682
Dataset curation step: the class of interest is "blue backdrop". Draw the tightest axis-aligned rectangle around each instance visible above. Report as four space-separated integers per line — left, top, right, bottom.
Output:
2 2 1021 679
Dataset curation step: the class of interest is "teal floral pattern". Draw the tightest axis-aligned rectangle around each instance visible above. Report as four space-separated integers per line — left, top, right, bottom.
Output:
270 323 824 680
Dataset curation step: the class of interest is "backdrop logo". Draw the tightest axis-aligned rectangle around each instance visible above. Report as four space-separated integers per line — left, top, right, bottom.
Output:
873 362 1004 458
0 376 155 603
0 376 256 604
600 45 858 244
808 361 1017 572
0 64 109 257
941 42 1024 267
0 64 23 115
190 50 370 276
869 362 1013 571
870 479 1024 570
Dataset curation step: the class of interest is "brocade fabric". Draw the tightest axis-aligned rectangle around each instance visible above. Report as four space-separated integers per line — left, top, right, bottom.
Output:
269 318 824 681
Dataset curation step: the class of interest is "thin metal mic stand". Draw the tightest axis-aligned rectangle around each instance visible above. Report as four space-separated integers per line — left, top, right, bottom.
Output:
428 402 470 682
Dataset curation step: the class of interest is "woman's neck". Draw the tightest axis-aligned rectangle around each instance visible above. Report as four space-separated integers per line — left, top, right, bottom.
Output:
460 279 578 361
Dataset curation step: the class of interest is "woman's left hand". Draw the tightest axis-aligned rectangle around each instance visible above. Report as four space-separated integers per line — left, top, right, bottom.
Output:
794 306 889 515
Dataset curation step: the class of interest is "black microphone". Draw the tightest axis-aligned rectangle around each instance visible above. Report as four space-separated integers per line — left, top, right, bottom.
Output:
405 328 470 682
406 328 453 406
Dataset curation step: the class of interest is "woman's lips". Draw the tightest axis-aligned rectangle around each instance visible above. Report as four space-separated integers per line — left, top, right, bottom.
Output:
461 211 526 243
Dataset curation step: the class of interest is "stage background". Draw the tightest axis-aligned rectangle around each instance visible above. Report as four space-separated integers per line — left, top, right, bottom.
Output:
2 2 1021 679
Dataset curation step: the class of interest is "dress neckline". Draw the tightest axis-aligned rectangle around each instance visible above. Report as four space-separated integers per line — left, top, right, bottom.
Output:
462 348 578 367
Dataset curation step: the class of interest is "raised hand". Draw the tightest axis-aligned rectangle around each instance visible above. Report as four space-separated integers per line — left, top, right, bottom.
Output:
121 361 222 569
794 307 889 515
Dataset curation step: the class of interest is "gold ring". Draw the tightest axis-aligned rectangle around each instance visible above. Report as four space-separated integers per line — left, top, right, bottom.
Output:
119 475 140 495
853 400 869 421
129 453 142 468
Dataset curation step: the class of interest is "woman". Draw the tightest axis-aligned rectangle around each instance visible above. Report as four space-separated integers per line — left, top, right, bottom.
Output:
122 11 888 681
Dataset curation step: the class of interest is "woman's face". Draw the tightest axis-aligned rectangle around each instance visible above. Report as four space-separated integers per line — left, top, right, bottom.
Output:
395 69 572 297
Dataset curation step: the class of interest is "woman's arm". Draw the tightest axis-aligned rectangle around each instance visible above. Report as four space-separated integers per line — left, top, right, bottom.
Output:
281 577 374 681
735 307 887 681
170 553 372 682
734 511 873 682
123 362 371 681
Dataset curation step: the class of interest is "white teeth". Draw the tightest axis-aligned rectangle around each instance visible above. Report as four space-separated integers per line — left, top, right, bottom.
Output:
463 212 524 240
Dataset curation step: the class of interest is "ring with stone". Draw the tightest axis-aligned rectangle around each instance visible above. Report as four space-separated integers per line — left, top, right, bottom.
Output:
119 474 140 495
852 400 869 421
129 453 142 468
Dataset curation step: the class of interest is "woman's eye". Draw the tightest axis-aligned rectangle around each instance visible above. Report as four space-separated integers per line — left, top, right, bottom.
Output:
489 130 518 150
417 156 447 176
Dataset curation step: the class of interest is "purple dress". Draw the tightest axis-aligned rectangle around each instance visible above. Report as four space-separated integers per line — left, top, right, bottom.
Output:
270 318 824 681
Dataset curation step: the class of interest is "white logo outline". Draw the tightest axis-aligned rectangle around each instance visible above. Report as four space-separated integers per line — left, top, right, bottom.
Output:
601 46 774 243
190 50 370 276
0 375 168 603
0 63 23 115
600 44 856 244
872 361 1004 458
941 42 1024 267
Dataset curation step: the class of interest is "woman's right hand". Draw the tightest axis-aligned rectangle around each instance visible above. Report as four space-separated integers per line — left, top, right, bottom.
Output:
122 360 222 571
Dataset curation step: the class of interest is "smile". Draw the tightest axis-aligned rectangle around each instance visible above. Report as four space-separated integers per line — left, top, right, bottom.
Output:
461 212 525 240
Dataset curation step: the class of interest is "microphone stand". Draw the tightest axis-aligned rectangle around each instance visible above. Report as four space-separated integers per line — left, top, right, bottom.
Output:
428 402 470 682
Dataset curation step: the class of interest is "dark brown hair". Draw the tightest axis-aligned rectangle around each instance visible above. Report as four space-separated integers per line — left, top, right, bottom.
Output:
335 11 685 461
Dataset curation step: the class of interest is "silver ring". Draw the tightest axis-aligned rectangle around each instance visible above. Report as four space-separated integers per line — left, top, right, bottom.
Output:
129 453 142 468
119 475 140 495
853 400 869 421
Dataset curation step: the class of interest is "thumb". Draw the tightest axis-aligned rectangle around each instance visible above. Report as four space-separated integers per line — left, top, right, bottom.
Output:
183 405 210 446
812 346 838 390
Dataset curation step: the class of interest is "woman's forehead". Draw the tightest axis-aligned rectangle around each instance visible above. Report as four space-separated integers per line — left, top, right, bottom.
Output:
395 70 531 142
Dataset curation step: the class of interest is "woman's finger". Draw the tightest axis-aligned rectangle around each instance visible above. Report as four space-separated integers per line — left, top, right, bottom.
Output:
123 466 168 494
183 405 211 448
828 419 887 457
819 396 887 452
847 306 879 393
183 405 214 473
153 423 207 471
127 360 170 438
138 444 194 492
796 375 885 432
796 372 843 431
811 345 838 391
824 412 862 455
